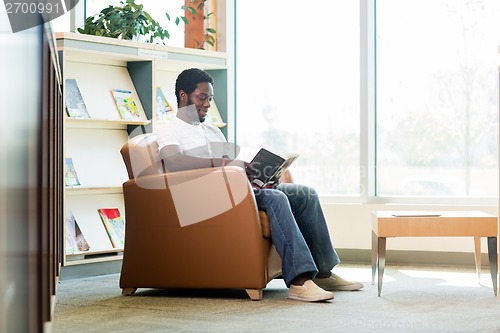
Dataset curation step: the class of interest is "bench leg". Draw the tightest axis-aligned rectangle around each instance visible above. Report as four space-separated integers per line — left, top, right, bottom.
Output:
378 237 387 297
487 237 497 296
474 236 481 282
371 231 378 285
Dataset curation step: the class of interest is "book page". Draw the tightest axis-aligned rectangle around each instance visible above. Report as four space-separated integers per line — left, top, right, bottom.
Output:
267 154 299 184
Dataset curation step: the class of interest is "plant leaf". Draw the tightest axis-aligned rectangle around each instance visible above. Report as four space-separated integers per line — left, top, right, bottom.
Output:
185 6 197 14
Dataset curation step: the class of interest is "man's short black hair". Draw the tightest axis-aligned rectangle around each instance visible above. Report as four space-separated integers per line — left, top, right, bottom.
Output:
175 68 214 105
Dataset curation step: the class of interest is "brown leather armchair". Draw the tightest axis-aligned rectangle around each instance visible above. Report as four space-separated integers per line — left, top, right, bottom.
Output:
119 134 282 300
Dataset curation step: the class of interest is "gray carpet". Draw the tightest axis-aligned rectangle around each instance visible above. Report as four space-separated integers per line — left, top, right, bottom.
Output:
52 264 500 333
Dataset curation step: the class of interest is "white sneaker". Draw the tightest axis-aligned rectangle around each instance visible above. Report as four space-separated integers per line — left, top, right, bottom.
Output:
288 280 334 302
313 273 364 291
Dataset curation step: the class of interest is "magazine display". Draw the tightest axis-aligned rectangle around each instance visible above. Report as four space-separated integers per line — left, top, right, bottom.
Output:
155 86 175 121
248 148 299 189
206 100 225 126
65 212 90 254
65 157 81 187
65 79 90 118
98 208 125 248
111 89 141 120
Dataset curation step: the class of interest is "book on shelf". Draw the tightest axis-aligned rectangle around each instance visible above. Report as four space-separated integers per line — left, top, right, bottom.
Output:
247 148 299 189
111 89 141 120
65 78 90 118
206 100 225 126
155 86 175 121
65 157 81 187
65 212 90 254
97 208 125 248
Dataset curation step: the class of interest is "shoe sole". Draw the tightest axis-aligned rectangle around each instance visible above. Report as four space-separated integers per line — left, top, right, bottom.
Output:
288 293 334 302
319 283 364 291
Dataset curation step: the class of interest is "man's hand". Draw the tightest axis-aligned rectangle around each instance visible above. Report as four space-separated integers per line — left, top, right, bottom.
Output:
225 160 260 181
243 162 258 181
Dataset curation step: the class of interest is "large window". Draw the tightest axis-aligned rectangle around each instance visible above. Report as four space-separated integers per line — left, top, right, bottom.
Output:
235 1 361 196
376 0 499 197
236 0 499 200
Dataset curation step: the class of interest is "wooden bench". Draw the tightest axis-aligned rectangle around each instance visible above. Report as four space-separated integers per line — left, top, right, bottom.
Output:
371 211 498 296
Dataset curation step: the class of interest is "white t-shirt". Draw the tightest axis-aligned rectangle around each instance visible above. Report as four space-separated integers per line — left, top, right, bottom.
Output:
156 116 227 158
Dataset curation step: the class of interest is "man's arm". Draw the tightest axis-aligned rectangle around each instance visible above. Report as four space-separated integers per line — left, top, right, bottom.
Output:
159 144 243 172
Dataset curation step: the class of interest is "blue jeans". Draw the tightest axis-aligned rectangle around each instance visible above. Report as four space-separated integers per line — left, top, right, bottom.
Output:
253 183 340 287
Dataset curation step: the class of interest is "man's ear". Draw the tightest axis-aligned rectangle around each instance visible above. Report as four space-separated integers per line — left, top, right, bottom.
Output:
179 90 188 105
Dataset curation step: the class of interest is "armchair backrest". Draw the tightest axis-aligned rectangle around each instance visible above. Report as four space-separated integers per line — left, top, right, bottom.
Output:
121 133 295 183
120 133 163 179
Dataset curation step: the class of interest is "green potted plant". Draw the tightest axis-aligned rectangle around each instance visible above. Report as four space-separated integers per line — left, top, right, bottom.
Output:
77 0 193 44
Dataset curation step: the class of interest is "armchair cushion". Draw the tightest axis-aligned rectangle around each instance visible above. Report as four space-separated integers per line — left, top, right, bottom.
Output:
259 211 271 238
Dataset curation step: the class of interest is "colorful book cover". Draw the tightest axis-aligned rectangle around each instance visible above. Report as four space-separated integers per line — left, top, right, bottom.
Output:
111 89 141 120
65 157 81 187
155 86 175 121
97 208 125 248
206 100 225 126
65 212 90 253
65 79 90 118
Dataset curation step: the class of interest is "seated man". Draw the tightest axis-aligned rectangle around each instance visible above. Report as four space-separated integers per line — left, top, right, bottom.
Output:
157 68 363 302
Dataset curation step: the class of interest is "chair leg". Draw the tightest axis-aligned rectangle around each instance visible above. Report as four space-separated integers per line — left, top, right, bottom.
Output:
245 289 263 301
122 288 137 296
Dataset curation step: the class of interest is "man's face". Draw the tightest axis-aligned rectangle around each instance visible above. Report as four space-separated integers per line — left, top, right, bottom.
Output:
181 82 214 123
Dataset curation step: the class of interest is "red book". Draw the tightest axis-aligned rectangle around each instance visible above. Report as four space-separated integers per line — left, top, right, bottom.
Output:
98 208 125 248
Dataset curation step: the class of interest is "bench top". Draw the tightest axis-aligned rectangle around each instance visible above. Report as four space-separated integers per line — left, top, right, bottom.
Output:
372 211 498 237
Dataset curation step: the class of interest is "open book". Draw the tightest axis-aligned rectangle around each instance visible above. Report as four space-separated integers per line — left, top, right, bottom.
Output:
248 148 299 189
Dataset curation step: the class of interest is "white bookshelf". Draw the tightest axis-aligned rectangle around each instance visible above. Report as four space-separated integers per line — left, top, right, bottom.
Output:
57 32 229 265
